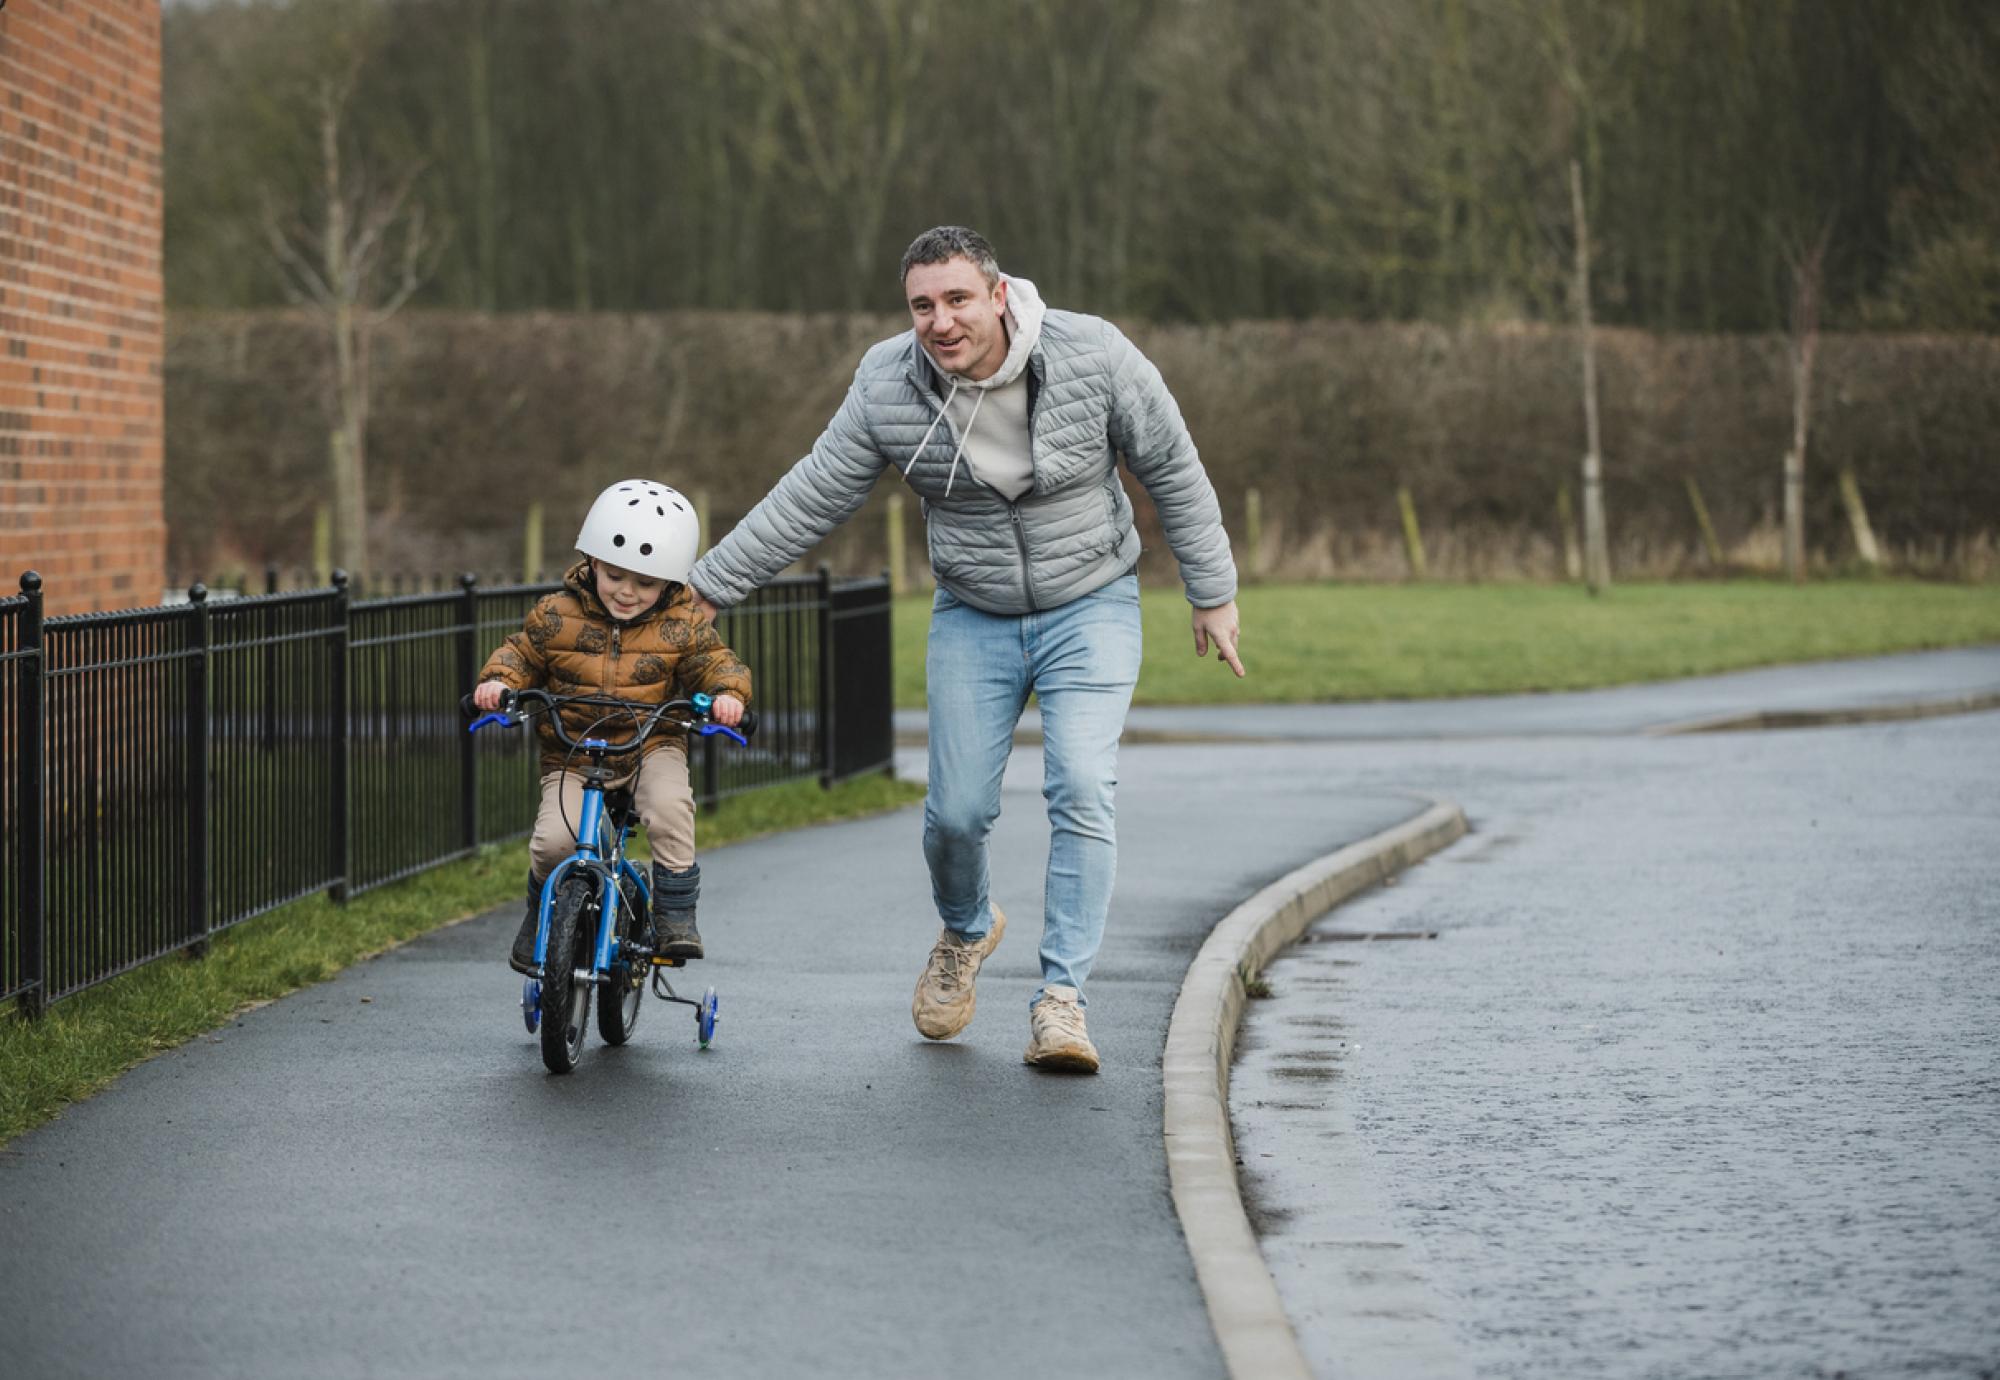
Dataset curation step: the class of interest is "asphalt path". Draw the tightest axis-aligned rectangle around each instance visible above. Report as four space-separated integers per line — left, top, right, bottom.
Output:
0 727 1417 1378
6 646 1996 1378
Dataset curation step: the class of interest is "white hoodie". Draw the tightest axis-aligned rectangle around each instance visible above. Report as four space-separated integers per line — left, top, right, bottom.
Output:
922 275 1046 502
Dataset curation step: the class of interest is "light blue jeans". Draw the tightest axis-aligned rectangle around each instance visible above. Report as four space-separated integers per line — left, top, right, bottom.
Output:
923 574 1143 1006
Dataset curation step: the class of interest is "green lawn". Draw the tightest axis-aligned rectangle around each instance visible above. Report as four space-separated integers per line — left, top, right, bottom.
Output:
893 579 2000 707
1 771 923 1144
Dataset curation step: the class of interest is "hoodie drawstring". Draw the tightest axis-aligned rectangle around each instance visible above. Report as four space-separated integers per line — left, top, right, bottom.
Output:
912 377 984 499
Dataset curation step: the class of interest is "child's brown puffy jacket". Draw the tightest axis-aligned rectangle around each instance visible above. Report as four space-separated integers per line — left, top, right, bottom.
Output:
479 559 752 775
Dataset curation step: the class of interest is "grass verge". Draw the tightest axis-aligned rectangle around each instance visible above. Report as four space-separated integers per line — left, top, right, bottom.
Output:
893 578 2000 707
0 772 923 1145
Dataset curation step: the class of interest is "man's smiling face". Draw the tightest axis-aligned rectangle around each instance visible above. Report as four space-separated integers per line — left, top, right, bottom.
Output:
905 256 1009 382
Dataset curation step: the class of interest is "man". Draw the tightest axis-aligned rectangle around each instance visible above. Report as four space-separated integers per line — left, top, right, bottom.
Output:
687 226 1242 1073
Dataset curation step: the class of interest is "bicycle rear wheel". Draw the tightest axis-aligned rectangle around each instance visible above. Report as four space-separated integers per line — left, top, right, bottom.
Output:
540 877 595 1074
596 873 646 1046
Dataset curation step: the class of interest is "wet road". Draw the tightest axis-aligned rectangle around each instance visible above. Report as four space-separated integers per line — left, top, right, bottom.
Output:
0 732 1418 1378
1234 711 2000 1378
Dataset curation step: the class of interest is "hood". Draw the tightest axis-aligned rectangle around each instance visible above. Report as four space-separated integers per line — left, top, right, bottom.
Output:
927 274 1046 391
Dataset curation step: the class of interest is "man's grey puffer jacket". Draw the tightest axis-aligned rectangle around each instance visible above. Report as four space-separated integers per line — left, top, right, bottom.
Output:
687 309 1237 616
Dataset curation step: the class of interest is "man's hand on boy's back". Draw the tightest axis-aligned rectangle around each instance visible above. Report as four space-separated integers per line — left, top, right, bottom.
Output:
689 589 719 625
472 679 510 711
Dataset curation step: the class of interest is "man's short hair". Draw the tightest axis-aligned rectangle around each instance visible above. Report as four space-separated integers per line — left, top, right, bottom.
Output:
899 226 1000 289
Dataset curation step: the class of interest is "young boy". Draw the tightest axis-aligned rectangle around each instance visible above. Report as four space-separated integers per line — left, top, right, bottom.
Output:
472 479 750 974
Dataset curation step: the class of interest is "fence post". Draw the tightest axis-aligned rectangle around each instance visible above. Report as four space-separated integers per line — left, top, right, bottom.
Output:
17 572 47 1016
816 564 835 790
329 570 352 902
186 583 213 957
458 572 480 852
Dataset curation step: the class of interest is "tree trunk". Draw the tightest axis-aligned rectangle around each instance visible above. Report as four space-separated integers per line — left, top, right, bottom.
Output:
1570 159 1610 594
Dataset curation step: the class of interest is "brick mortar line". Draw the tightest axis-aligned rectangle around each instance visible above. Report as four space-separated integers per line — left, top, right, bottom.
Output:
1162 798 1469 1380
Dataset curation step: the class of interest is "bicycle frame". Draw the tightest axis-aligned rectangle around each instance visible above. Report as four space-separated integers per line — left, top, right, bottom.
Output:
532 761 654 985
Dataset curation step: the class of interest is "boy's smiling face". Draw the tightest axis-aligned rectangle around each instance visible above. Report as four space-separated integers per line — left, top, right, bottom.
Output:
592 560 665 621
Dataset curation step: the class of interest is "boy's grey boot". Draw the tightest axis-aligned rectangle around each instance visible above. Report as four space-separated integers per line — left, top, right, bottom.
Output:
509 872 546 976
652 862 702 962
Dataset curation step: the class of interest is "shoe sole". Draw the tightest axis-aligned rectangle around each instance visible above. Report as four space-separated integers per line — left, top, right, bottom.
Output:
912 906 1006 1041
1024 1045 1101 1073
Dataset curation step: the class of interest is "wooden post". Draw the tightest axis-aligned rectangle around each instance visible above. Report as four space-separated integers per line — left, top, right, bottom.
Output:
1837 469 1881 567
523 500 545 582
1571 160 1610 595
1397 487 1427 581
693 488 712 556
312 502 333 585
1684 476 1724 567
886 490 908 597
1783 451 1806 580
1557 483 1583 582
1243 486 1264 584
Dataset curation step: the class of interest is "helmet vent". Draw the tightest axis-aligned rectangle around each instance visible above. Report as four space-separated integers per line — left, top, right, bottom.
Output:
628 498 640 506
639 543 654 556
612 534 626 547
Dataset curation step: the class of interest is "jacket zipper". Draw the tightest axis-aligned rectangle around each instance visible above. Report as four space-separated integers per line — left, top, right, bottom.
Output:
1009 503 1038 612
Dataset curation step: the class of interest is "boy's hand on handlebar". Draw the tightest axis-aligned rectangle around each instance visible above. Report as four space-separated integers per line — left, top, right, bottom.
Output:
708 693 745 727
472 680 511 711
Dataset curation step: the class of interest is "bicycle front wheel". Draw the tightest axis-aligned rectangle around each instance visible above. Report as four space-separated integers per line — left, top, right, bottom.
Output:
540 876 595 1074
596 873 646 1047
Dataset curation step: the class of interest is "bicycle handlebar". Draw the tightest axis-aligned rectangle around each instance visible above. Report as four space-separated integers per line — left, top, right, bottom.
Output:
462 688 758 752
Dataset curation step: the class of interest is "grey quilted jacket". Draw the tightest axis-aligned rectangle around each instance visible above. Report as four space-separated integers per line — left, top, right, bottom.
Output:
687 309 1237 615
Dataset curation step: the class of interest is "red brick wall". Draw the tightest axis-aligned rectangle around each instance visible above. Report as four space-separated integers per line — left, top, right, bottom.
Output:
0 0 166 615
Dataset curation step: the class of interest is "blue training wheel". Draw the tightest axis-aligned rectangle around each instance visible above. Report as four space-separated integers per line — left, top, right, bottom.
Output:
697 987 718 1048
522 978 542 1035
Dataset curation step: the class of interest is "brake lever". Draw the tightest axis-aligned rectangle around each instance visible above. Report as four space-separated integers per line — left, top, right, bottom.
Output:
696 723 749 747
468 712 518 734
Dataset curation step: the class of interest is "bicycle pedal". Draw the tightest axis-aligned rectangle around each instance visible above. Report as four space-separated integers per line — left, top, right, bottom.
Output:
650 955 686 968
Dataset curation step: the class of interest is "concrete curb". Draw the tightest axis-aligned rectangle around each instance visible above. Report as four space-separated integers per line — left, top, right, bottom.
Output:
1644 690 2000 736
1163 799 1470 1380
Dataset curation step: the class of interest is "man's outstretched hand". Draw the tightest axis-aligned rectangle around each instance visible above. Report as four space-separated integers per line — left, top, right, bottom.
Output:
1191 599 1245 677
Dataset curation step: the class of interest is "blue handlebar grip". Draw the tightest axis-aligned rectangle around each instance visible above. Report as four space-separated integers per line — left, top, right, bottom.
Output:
697 723 749 747
468 712 515 734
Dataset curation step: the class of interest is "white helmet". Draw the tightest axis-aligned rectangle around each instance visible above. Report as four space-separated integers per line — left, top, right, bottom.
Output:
575 479 701 583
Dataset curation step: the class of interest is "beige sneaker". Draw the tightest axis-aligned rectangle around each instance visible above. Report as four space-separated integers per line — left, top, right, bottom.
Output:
1024 985 1100 1072
911 904 1007 1040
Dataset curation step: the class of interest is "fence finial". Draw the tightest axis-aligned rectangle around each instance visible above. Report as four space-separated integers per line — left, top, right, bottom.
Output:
331 569 350 592
19 570 42 595
188 582 209 605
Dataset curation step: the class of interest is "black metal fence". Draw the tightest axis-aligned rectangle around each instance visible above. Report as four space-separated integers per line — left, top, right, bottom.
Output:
2 568 893 1014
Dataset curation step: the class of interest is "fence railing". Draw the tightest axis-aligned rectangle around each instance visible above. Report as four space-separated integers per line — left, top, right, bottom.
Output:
2 567 893 1015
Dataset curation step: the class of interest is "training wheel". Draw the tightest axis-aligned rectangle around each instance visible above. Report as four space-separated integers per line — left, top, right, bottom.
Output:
522 977 542 1035
697 987 719 1048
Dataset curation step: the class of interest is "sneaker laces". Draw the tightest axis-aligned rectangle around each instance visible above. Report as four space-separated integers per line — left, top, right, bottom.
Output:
1036 996 1087 1042
926 933 974 990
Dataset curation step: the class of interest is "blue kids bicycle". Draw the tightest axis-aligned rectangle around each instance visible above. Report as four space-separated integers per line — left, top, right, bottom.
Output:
466 687 755 1074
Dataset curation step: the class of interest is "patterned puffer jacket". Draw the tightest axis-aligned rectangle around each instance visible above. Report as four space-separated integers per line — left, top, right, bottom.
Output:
479 559 752 775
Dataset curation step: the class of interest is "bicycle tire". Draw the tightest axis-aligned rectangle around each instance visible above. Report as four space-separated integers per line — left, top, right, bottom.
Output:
596 874 646 1047
540 876 595 1074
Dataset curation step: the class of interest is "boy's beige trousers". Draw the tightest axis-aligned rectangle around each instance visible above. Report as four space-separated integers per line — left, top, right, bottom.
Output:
528 740 696 879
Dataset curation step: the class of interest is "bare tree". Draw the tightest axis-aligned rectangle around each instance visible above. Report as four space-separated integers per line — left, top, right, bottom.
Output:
1570 159 1610 594
1782 220 1833 583
263 72 438 576
699 0 939 308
